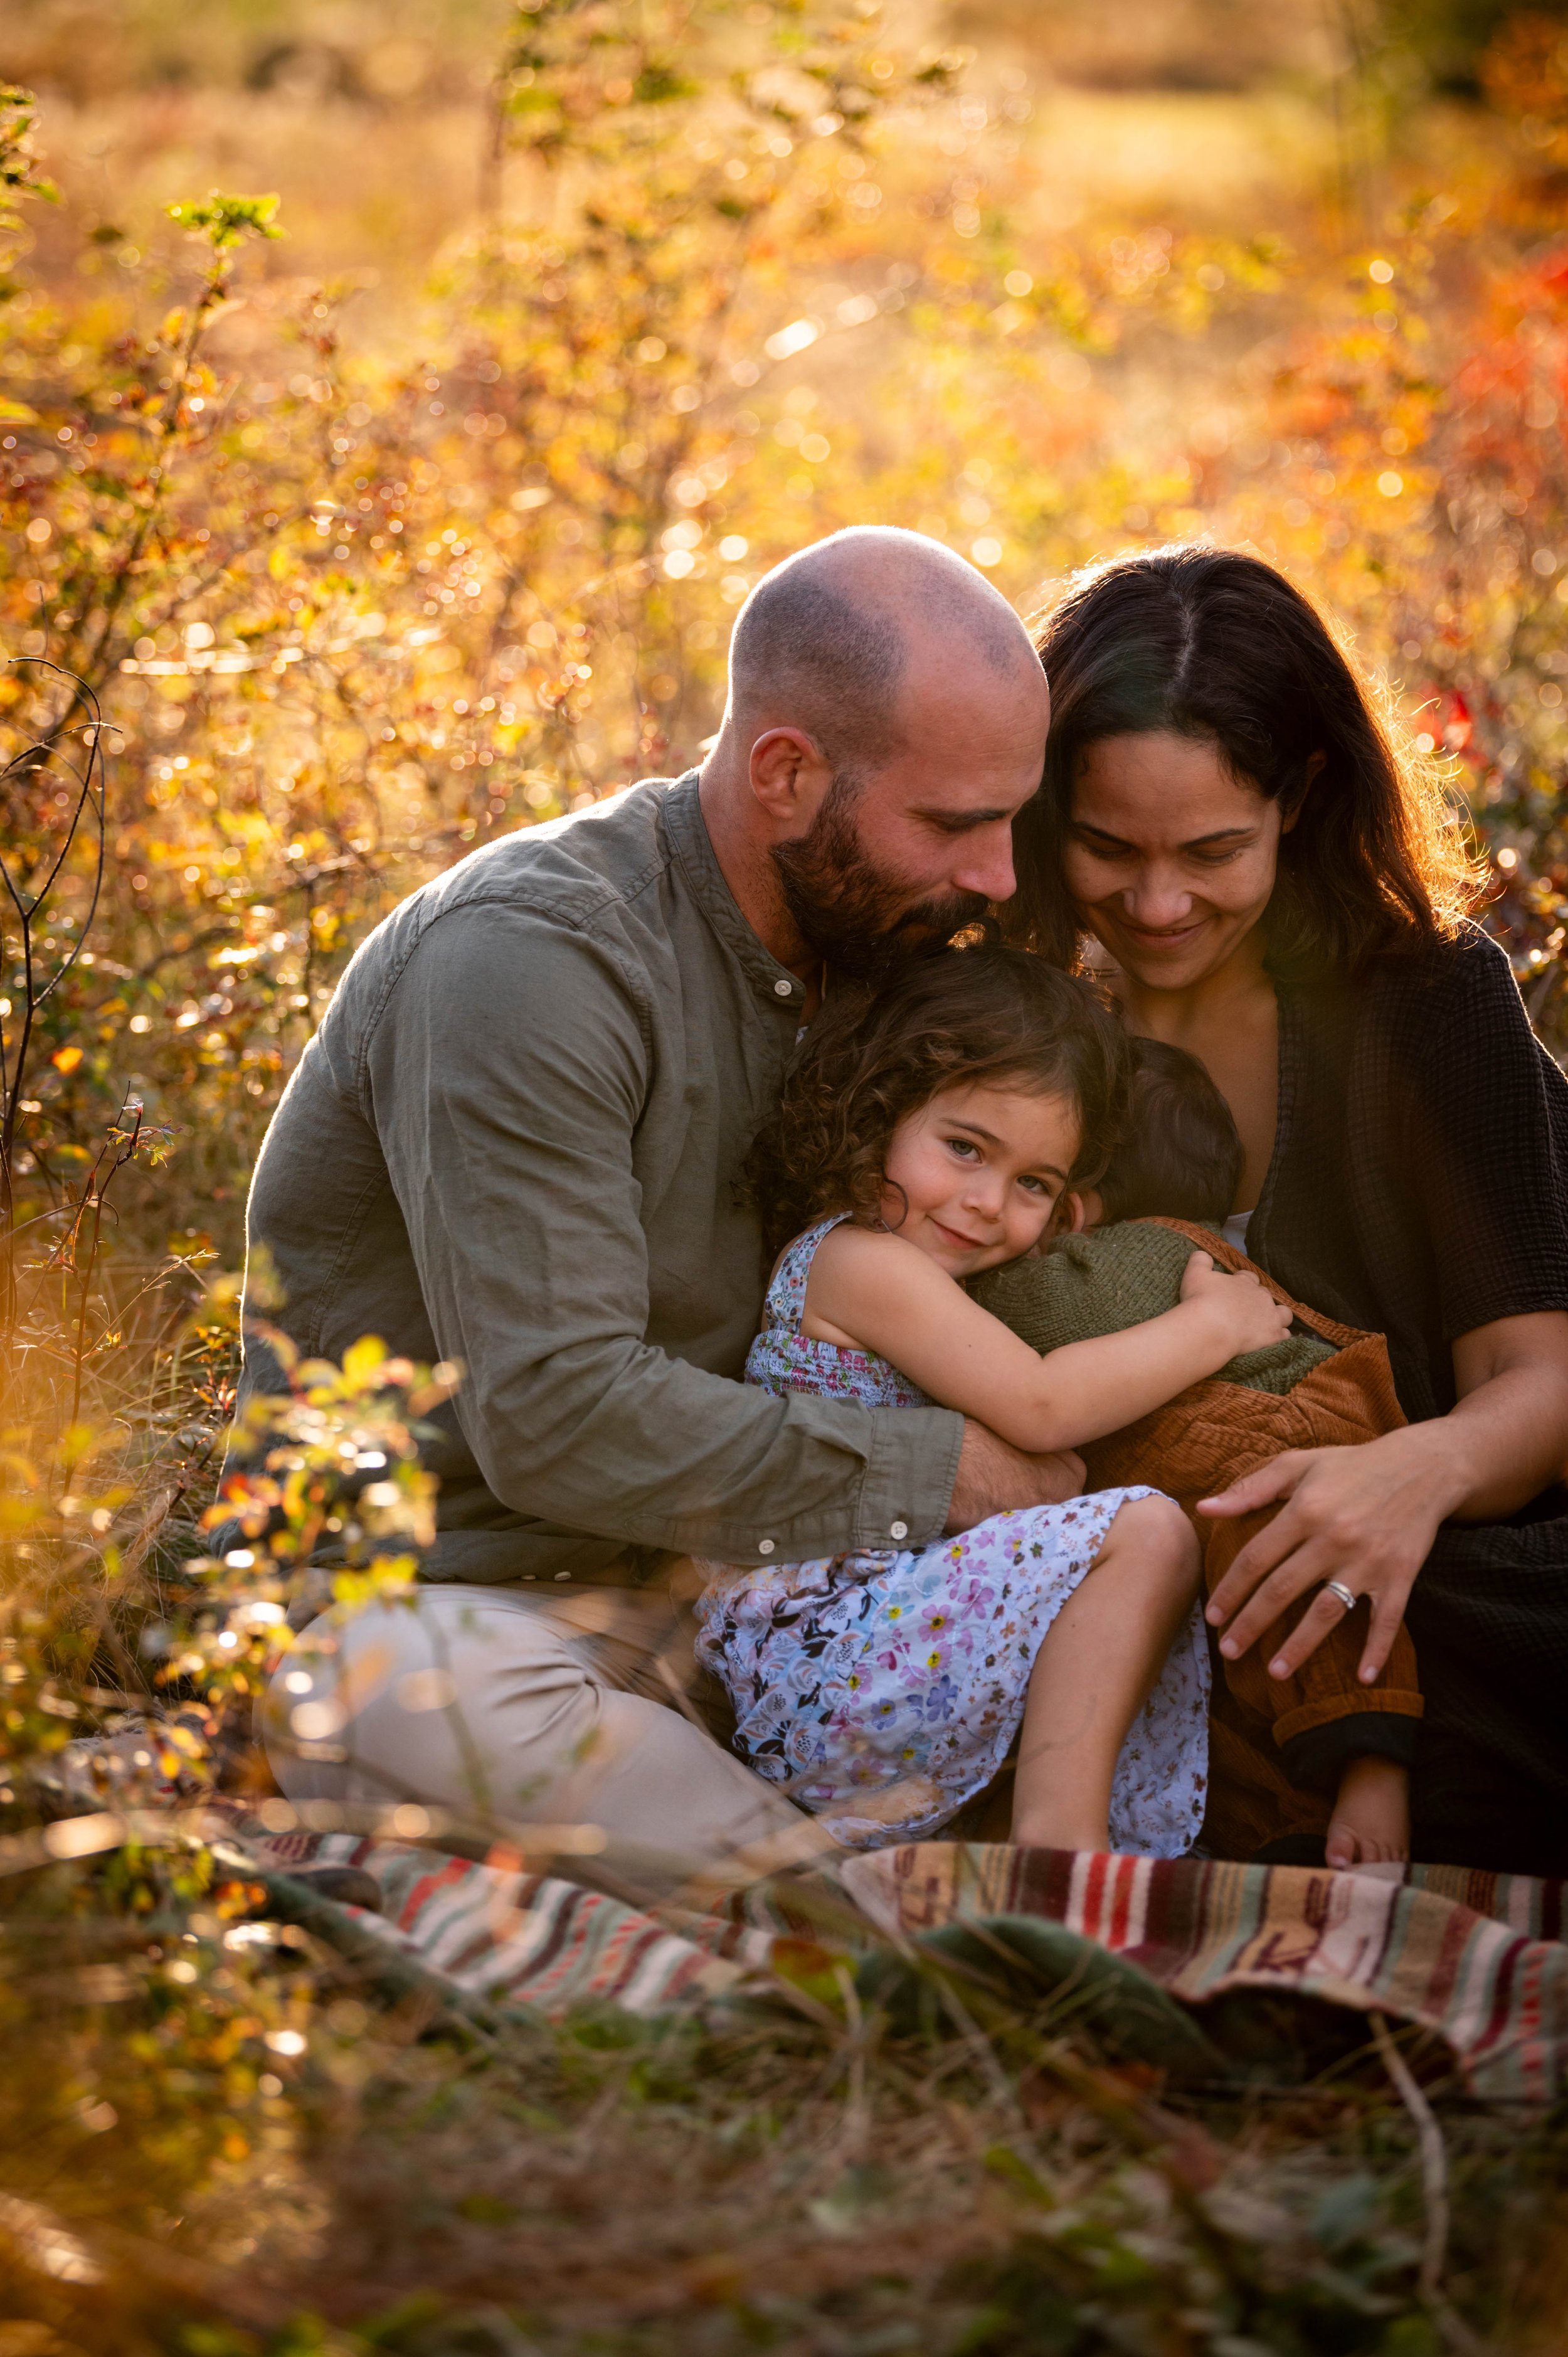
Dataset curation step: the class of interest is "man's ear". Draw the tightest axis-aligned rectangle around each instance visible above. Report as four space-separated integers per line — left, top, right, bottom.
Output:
750 726 833 829
1280 749 1325 837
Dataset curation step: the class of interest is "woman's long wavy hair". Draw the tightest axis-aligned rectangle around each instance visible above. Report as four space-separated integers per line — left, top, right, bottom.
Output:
750 937 1128 1260
1010 545 1479 976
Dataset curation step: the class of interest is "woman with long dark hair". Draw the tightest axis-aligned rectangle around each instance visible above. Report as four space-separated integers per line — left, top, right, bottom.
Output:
1015 543 1568 1872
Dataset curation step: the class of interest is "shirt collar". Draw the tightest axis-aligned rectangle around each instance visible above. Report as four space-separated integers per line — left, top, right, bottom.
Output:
660 770 808 1016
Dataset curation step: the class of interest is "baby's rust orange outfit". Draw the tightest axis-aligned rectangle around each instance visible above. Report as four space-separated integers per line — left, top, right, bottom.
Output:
975 1216 1422 1861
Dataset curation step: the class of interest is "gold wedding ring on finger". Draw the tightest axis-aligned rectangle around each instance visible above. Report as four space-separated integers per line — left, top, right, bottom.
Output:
1322 1579 1358 1614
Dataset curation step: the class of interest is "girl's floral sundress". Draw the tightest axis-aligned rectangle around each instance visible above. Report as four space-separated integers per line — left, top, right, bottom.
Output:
695 1216 1210 1853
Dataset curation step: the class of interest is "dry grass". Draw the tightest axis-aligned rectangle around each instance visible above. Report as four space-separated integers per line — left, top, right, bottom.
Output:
0 1918 1562 2353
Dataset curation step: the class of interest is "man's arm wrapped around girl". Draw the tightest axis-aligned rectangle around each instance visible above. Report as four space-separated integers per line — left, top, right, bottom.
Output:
974 1218 1423 1861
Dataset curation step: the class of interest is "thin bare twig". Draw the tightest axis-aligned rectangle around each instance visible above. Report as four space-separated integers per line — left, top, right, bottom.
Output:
1370 2010 1487 2356
0 661 109 1354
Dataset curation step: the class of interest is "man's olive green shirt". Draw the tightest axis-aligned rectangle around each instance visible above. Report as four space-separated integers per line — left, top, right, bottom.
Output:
239 773 965 1584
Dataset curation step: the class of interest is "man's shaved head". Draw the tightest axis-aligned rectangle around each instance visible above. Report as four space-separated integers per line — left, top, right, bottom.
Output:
726 526 1038 770
700 524 1050 984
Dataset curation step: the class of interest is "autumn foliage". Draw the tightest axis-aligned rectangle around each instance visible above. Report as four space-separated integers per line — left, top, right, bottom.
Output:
2 2 1568 2343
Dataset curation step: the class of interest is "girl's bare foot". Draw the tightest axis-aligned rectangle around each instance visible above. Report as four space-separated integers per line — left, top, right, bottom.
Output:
1324 1755 1409 1869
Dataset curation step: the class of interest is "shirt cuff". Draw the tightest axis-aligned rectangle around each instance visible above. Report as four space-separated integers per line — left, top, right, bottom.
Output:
852 1407 967 1551
1279 1711 1421 1791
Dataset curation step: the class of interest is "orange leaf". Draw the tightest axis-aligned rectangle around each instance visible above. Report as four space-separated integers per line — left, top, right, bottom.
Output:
51 1046 83 1075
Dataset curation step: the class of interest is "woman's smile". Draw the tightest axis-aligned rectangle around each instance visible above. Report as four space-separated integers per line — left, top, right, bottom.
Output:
1112 910 1212 954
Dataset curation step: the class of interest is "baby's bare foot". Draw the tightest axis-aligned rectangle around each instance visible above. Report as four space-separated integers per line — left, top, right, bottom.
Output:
1325 1756 1409 1870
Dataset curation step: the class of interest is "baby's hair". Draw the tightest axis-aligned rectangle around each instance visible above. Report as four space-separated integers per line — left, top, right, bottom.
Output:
750 935 1128 1258
1098 1036 1243 1226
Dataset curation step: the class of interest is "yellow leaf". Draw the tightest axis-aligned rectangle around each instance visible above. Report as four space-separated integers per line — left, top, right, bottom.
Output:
341 1336 389 1390
0 399 38 424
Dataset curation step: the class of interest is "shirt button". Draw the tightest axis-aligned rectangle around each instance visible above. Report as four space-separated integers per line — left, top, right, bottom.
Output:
773 979 792 998
890 1520 909 1541
758 1538 775 1555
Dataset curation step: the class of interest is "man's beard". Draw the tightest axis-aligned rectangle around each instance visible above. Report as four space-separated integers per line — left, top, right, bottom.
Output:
770 770 988 980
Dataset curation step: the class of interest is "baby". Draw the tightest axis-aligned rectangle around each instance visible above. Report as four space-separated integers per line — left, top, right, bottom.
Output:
973 1036 1421 1869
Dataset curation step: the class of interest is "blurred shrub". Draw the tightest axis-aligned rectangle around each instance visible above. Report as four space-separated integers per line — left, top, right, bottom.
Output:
0 3 1561 1297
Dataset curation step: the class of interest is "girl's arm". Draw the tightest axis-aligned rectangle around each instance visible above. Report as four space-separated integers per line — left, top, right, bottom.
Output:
805 1226 1291 1454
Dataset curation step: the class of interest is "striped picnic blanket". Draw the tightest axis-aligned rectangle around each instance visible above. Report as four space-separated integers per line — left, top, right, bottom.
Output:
220 1807 1568 2100
227 1811 771 2019
830 1844 1568 2102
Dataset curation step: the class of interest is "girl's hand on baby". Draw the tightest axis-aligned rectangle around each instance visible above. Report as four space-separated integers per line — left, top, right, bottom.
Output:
1179 1253 1293 1354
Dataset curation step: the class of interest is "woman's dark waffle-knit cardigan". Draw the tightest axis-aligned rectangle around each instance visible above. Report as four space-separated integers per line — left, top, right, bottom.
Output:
1247 921 1568 1873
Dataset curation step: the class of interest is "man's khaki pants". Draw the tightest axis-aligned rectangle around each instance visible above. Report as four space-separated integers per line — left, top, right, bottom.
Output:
258 1579 817 1902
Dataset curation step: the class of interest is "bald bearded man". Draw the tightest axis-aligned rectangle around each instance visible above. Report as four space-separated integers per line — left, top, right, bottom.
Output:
242 527 1070 1893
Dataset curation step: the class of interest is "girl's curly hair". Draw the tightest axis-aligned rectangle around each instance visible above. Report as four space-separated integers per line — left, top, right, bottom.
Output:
750 937 1129 1259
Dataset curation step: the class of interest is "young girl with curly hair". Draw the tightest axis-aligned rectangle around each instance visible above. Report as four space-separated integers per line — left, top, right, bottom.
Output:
695 939 1291 1854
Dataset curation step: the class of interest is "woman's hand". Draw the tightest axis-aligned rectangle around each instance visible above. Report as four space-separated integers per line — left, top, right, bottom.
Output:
1200 1314 1568 1682
1179 1251 1293 1358
1198 1429 1456 1682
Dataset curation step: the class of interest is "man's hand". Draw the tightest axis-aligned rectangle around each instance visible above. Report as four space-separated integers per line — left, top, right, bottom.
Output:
946 1418 1085 1535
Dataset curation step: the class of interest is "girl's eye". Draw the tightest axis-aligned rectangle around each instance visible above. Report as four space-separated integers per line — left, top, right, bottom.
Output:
945 1136 980 1161
1018 1175 1051 1196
